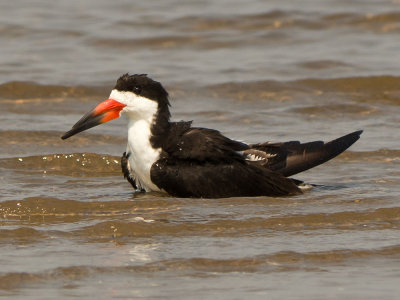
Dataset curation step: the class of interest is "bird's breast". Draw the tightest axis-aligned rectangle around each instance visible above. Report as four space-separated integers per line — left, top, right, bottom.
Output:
126 119 162 191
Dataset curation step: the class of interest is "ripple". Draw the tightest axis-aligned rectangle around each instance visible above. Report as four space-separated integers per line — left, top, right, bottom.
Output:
207 75 400 105
0 153 121 176
0 81 106 100
70 207 400 240
0 244 399 290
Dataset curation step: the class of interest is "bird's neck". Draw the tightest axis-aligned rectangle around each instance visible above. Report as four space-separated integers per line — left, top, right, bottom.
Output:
126 107 170 153
125 110 170 191
149 106 171 149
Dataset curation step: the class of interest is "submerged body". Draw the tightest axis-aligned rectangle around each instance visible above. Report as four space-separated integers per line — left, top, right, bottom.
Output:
62 74 362 198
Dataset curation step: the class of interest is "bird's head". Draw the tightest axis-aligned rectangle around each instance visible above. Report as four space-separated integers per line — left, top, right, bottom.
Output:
61 74 170 140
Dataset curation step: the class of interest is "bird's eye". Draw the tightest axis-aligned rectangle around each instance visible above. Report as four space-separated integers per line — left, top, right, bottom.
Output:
133 86 142 95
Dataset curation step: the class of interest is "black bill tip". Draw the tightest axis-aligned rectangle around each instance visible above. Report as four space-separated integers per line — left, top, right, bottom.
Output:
61 112 104 140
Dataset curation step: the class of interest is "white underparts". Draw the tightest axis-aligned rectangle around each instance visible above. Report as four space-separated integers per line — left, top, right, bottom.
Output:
109 89 162 192
126 118 161 192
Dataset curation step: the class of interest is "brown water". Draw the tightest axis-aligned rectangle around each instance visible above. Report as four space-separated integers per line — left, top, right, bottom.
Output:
1 0 400 299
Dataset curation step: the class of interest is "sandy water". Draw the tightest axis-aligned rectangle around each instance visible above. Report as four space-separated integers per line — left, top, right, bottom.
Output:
1 0 400 299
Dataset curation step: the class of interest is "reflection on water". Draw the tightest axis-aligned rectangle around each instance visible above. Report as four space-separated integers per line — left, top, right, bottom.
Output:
1 0 400 299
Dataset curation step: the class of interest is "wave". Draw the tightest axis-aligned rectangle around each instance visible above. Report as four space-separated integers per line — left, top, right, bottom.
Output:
72 206 400 238
62 11 400 53
114 11 400 33
0 153 121 176
2 75 400 104
0 227 45 241
0 81 107 100
142 244 400 272
0 244 399 290
337 149 400 162
1 196 399 235
207 75 400 105
0 196 177 219
0 130 124 145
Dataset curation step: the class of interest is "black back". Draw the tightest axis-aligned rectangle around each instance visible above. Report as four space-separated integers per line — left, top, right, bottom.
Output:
148 127 362 198
150 125 301 198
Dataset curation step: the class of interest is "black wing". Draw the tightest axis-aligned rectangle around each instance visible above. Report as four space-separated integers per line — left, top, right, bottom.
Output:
246 130 363 177
163 126 249 163
153 126 300 198
152 126 361 198
151 159 301 198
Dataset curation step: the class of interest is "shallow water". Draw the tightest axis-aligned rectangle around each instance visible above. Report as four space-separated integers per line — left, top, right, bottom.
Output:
1 0 400 299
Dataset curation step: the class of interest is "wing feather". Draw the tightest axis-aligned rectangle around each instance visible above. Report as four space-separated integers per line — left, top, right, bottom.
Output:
151 159 301 198
248 130 363 176
164 126 249 163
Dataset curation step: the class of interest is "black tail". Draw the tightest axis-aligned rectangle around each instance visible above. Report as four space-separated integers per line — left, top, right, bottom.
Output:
277 130 363 177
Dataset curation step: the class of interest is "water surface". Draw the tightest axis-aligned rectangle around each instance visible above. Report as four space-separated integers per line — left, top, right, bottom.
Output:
1 0 400 299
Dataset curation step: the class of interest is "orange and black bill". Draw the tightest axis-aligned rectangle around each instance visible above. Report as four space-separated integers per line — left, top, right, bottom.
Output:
61 99 126 140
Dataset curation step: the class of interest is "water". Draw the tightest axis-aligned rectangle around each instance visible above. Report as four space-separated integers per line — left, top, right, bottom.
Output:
1 0 400 299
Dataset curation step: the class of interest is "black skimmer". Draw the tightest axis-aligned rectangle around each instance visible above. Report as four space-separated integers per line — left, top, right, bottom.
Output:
62 74 362 198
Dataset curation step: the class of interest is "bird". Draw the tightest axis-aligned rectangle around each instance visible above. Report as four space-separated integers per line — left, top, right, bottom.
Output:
61 73 362 198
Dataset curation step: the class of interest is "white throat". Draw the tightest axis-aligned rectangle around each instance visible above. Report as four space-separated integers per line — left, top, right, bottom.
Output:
109 89 162 192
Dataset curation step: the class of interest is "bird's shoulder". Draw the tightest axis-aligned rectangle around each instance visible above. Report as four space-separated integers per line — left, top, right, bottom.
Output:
162 122 249 162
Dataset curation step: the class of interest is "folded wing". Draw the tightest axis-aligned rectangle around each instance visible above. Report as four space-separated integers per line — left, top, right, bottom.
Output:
245 130 363 177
